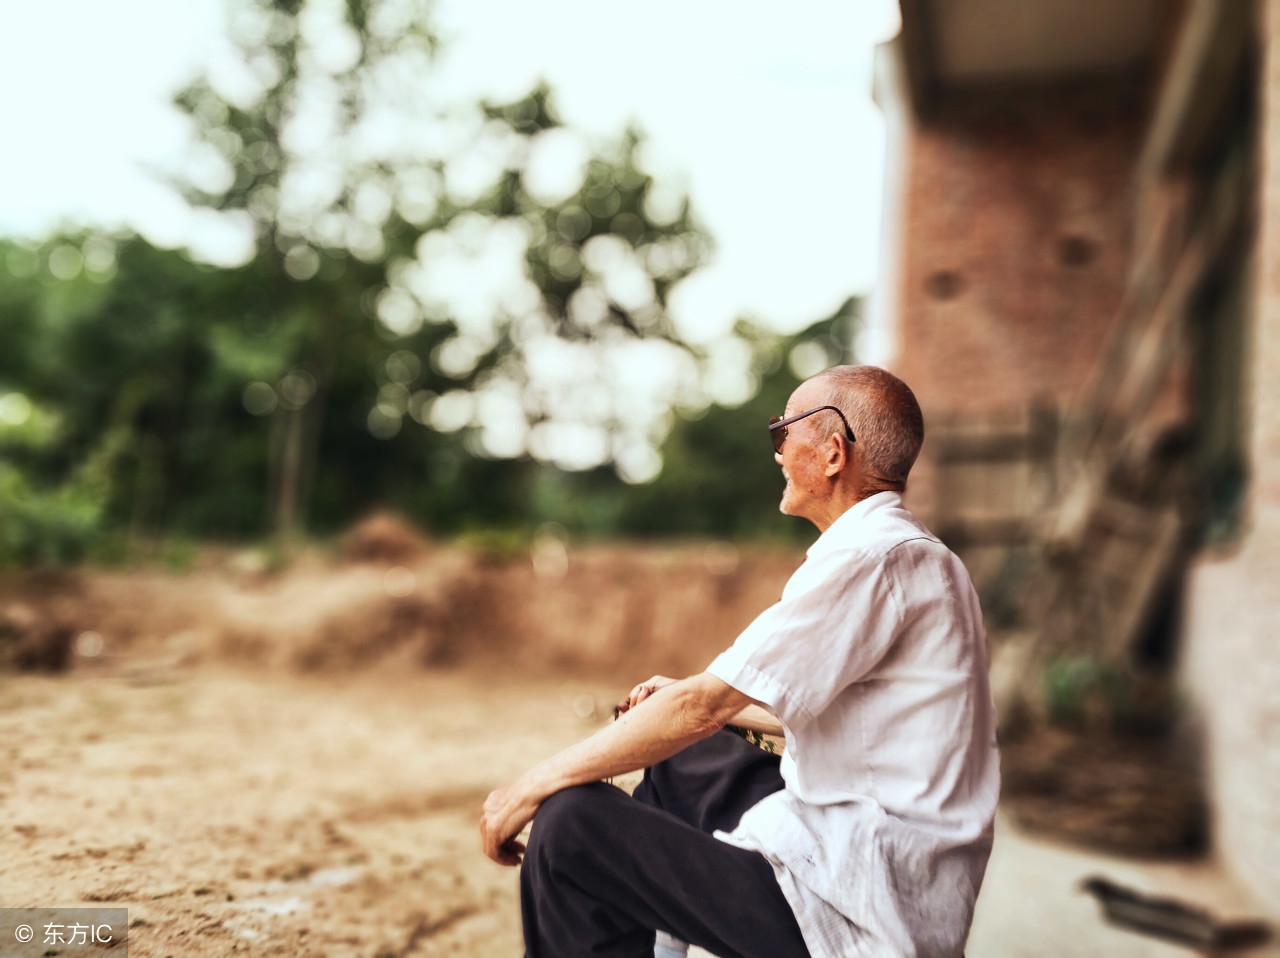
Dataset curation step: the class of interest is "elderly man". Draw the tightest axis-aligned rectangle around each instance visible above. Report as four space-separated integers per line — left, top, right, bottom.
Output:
481 365 1000 958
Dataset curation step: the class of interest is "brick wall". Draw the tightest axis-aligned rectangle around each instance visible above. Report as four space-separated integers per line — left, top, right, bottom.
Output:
891 89 1143 524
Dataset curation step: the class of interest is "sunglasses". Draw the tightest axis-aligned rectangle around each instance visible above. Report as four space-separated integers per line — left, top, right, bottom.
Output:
769 406 856 454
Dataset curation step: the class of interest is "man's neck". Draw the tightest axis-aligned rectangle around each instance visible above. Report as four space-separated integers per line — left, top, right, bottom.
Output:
808 484 898 533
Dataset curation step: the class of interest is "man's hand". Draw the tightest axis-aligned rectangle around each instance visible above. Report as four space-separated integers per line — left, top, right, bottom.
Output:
480 778 542 866
616 674 678 714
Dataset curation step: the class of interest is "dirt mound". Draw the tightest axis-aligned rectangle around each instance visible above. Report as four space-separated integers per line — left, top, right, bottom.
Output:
211 552 477 671
341 511 432 564
0 601 76 671
0 570 92 671
0 540 803 682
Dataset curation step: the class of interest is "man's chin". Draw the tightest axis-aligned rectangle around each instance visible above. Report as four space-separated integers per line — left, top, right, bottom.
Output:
778 489 796 516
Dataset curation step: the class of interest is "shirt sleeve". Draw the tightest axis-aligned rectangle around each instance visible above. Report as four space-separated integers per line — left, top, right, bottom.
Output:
706 545 903 732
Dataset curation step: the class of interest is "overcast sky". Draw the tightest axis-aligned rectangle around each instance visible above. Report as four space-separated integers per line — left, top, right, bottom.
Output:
0 0 899 345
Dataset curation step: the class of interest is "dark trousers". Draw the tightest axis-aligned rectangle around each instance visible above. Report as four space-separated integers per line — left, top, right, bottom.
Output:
520 730 811 958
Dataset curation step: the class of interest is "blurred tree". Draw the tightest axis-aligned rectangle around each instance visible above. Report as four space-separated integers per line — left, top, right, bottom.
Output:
0 238 148 561
526 298 862 544
0 247 860 560
167 0 711 542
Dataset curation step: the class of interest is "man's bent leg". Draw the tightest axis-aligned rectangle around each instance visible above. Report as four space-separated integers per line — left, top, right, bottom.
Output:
521 782 808 958
632 728 785 834
630 730 788 957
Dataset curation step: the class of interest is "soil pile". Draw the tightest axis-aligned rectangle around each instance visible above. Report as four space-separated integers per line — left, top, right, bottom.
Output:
0 521 802 682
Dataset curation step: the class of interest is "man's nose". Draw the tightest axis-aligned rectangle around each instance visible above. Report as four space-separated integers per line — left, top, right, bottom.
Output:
774 450 784 466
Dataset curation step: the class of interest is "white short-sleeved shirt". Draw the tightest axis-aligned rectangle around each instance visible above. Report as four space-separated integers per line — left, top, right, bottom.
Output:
707 491 1000 958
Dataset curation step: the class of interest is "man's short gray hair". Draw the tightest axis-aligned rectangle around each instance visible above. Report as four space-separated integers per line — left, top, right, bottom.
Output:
811 365 924 485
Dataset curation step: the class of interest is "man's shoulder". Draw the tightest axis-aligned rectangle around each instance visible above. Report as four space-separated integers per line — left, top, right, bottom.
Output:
875 500 942 546
807 506 969 608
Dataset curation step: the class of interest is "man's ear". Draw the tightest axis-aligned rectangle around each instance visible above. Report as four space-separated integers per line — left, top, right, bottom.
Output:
822 434 849 478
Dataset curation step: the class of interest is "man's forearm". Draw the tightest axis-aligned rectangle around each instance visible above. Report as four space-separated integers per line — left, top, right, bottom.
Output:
518 675 746 803
481 672 754 864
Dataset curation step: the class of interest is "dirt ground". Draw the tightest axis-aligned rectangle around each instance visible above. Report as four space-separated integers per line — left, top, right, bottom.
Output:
1 662 624 957
0 527 804 957
11 664 1274 958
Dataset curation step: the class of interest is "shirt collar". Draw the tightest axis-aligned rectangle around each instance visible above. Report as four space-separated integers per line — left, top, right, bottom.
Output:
805 490 902 559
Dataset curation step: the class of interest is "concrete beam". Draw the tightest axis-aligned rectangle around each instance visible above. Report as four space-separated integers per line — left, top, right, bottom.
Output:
897 0 940 117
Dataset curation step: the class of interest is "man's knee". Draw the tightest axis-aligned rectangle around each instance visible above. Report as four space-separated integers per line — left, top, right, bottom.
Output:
525 783 617 873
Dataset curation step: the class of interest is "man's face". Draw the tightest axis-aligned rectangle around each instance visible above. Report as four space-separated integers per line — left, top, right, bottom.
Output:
774 383 831 523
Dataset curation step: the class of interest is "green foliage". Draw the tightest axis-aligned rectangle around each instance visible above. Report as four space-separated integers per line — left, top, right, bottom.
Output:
536 298 861 543
453 526 534 561
0 466 96 566
159 536 200 573
0 221 860 561
0 390 130 566
1043 656 1118 727
0 0 864 564
1042 654 1183 735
